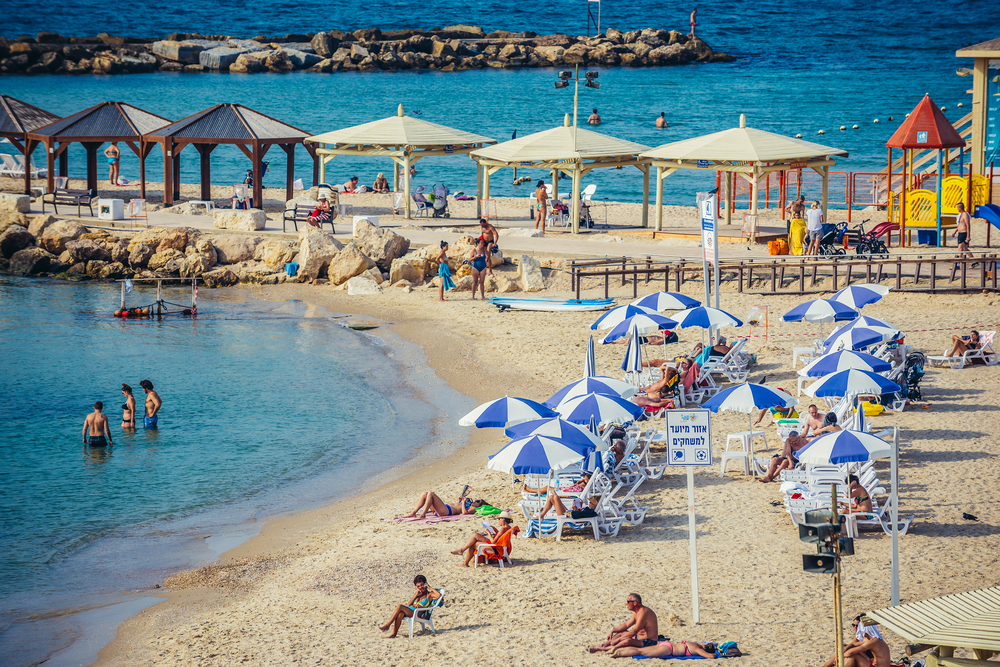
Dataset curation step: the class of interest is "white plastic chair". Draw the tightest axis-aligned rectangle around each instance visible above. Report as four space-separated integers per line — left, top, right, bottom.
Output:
1 154 24 177
405 588 445 638
546 199 569 227
231 184 250 209
15 154 46 178
927 331 998 369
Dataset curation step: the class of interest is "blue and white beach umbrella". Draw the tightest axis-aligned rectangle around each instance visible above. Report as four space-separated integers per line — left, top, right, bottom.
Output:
831 283 891 310
798 350 892 377
795 429 891 465
585 334 596 377
670 306 743 330
505 417 608 450
825 316 901 352
544 376 637 408
804 369 900 398
487 435 593 474
823 326 886 352
620 324 643 373
630 291 701 312
459 396 559 428
701 383 797 415
590 304 660 331
600 313 678 344
782 298 859 323
556 391 645 425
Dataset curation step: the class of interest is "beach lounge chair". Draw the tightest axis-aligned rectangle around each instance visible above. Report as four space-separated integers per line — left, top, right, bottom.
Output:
404 588 445 638
702 338 750 384
927 331 998 369
474 526 520 567
1 154 24 178
844 495 913 537
15 154 45 178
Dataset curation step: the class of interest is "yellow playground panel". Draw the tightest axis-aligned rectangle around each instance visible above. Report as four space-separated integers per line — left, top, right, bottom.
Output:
887 174 990 245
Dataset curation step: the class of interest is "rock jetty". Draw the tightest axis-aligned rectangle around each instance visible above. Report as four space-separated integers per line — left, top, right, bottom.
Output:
0 26 735 75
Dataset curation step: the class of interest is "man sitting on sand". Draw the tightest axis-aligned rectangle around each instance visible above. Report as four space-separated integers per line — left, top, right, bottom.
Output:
812 616 890 667
758 431 810 483
82 401 113 447
611 639 718 659
589 594 658 653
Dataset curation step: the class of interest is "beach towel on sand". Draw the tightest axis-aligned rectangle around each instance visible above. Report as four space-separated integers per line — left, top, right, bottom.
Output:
521 518 590 538
383 514 470 525
632 656 707 660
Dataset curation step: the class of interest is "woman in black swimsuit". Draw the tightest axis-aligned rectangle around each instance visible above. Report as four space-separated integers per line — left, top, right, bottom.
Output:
466 238 488 301
121 383 135 430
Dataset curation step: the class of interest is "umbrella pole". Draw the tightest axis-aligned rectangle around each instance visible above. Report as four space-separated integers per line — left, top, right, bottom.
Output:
748 412 758 474
832 486 845 667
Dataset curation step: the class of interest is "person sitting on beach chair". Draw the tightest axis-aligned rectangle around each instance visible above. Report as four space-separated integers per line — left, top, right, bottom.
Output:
378 574 441 638
588 593 659 653
610 639 720 659
803 404 825 437
450 511 515 567
812 616 890 667
947 330 980 359
534 485 598 521
837 474 873 515
758 431 810 483
634 369 679 409
404 490 485 520
692 337 731 362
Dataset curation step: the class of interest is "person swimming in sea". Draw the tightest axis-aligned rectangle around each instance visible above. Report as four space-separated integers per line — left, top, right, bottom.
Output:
82 401 113 447
121 383 136 430
140 379 161 429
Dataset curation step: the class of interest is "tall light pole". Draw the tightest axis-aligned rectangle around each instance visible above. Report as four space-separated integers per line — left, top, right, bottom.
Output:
555 66 600 233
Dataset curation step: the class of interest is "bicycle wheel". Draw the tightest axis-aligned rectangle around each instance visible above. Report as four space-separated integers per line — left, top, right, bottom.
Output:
855 242 871 257
873 241 889 258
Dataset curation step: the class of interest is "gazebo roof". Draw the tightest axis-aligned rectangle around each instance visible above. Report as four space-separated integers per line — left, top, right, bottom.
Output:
306 105 494 151
0 95 60 136
865 586 1000 652
886 94 966 150
145 103 310 143
956 36 1000 58
641 115 848 164
28 101 169 141
471 122 650 164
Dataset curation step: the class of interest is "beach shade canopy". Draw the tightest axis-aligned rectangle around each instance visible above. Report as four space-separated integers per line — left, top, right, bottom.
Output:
640 113 849 232
702 383 797 415
143 103 316 206
671 306 743 330
600 313 679 344
798 350 892 377
886 94 967 150
783 298 859 323
0 95 60 193
459 396 558 428
630 291 701 312
504 417 607 451
831 283 891 310
556 391 645 425
487 434 593 474
796 429 891 465
585 334 597 377
804 369 901 398
543 376 637 408
621 323 644 373
26 101 170 193
591 304 660 330
470 115 652 233
305 104 495 219
824 326 888 352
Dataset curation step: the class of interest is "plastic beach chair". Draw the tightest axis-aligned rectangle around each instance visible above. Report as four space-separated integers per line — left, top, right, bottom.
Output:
404 588 445 638
927 331 998 369
474 526 519 567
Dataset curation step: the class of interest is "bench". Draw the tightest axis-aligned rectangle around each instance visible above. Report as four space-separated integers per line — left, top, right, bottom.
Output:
283 203 335 234
42 188 94 217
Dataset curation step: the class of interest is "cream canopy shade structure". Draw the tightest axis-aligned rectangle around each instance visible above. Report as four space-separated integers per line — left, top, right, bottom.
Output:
470 115 652 234
304 104 496 219
640 115 849 233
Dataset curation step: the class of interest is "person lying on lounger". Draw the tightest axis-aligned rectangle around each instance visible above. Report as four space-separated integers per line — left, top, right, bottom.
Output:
610 639 718 659
534 486 598 520
947 330 980 359
404 490 486 519
692 336 731 361
523 472 591 495
588 593 659 653
812 615 890 667
378 574 441 638
450 511 515 567
758 430 811 483
753 392 798 427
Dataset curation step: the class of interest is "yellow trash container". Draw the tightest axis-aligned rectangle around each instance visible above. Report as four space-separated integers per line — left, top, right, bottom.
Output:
789 218 807 255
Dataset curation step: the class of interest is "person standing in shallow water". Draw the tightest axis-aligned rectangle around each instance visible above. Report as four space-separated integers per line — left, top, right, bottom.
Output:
83 402 113 447
121 383 136 430
656 112 668 128
140 379 161 429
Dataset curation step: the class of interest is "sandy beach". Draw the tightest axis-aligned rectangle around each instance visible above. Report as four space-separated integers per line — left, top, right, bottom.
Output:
92 277 1000 667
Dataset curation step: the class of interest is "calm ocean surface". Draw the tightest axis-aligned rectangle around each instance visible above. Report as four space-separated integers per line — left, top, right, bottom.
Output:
1 0 996 206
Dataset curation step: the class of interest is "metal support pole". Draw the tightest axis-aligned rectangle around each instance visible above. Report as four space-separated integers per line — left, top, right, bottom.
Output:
935 151 943 248
120 281 125 310
891 426 900 606
832 483 845 667
686 465 699 624
156 280 162 318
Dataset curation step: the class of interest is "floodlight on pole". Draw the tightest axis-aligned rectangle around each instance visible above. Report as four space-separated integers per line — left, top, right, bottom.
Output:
553 65 602 234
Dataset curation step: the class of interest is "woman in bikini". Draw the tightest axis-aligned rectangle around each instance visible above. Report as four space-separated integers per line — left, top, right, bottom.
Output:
466 239 488 300
610 639 717 659
104 142 120 185
947 329 980 359
534 180 548 232
404 490 485 519
121 383 135 430
437 241 455 302
838 474 873 514
378 574 441 638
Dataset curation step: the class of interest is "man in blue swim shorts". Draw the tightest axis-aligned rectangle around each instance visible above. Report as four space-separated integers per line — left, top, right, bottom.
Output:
82 401 113 447
588 593 659 653
140 379 161 429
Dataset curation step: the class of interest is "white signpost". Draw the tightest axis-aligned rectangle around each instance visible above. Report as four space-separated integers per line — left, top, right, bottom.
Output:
666 409 712 623
698 194 721 312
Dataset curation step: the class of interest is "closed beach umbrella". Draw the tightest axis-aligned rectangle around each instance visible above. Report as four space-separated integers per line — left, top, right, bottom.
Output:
804 369 900 398
459 396 559 428
823 326 886 352
671 306 743 330
600 312 679 344
630 291 701 312
505 417 608 450
702 383 797 415
585 334 596 377
832 283 891 310
795 429 891 464
556 391 645 425
487 435 593 474
544 376 637 408
798 350 892 377
782 298 858 323
620 324 643 373
590 304 660 330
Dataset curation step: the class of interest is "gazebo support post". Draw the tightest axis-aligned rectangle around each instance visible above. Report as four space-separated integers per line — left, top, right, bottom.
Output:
552 168 560 201
935 150 943 248
196 143 217 202
45 141 55 192
282 143 295 202
814 165 829 234
139 140 147 199
163 140 173 206
172 149 182 202
319 154 327 184
403 153 412 219
22 138 35 195
483 166 491 213
571 160 582 234
475 161 482 218
393 160 400 194
58 147 67 179
640 164 649 228
750 166 760 242
654 166 663 231
251 143 261 209
82 142 100 192
724 171 733 227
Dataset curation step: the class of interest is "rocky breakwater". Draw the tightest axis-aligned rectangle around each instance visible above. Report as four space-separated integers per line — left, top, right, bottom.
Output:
0 26 734 75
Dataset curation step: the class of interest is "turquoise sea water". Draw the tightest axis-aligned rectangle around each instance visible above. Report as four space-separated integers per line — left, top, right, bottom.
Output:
0 276 469 666
1 0 996 206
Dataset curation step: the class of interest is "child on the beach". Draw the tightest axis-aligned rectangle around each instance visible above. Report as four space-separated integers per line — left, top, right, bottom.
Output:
437 241 455 301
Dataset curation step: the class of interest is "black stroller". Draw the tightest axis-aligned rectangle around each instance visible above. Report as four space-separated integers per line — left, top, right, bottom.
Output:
882 352 927 407
817 222 848 255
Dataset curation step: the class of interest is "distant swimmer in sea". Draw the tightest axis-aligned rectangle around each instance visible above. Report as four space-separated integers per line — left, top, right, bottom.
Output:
588 108 602 125
656 112 668 129
83 401 113 447
689 8 697 38
104 142 120 185
121 383 136 430
139 379 161 429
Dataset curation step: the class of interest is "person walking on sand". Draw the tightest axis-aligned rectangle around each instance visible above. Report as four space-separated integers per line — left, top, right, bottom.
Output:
82 401 113 447
588 108 602 125
656 112 668 129
953 201 971 258
534 180 548 232
436 241 456 302
139 379 161 429
121 383 136 430
689 8 697 37
378 574 441 638
805 201 823 255
589 594 659 653
104 142 120 185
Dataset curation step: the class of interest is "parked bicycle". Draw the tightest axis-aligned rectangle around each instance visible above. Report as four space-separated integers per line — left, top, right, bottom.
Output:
853 219 889 259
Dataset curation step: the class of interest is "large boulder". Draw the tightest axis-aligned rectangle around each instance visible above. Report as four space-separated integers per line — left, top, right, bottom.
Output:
326 241 376 285
27 213 58 237
201 267 238 287
10 247 53 274
97 261 126 280
233 260 272 283
229 51 269 73
253 239 297 270
518 254 544 292
209 234 259 264
297 228 343 280
310 31 336 57
188 238 217 266
151 40 204 63
199 46 246 70
179 253 212 277
85 260 108 278
105 239 130 265
156 228 189 252
126 228 169 253
213 209 266 231
39 220 86 254
355 219 410 271
389 256 428 284
64 238 112 263
128 243 154 268
346 274 381 295
0 224 34 258
0 193 31 215
265 50 294 72
284 48 321 68
148 249 184 273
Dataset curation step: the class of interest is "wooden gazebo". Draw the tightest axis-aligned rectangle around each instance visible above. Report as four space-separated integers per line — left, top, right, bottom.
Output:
142 104 317 207
0 95 60 194
26 101 170 193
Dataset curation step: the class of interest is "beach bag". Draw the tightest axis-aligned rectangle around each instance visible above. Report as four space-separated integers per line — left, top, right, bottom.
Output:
718 641 741 657
768 239 781 255
474 504 502 516
777 238 789 254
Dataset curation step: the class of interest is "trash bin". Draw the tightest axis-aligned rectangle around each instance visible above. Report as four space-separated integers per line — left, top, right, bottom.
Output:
789 218 807 255
916 230 938 245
